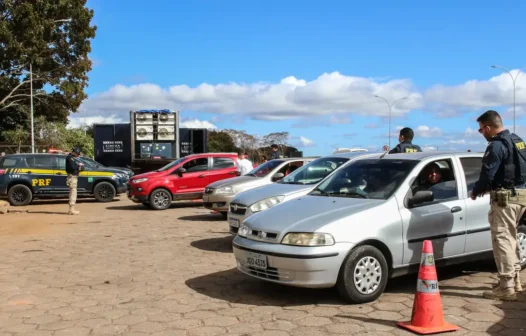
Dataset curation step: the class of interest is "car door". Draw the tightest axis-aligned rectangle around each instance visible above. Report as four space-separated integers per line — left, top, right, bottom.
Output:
52 155 69 193
31 155 60 194
398 158 467 264
172 157 210 196
209 156 239 183
457 155 492 254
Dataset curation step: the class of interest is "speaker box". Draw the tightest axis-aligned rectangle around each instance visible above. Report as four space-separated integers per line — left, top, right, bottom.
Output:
157 125 175 140
135 125 154 140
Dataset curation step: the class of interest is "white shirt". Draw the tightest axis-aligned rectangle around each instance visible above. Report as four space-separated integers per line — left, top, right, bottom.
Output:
237 158 253 175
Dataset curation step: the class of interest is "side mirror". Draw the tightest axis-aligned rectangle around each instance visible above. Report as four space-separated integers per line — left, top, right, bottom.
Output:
408 190 434 208
175 167 186 176
272 172 285 181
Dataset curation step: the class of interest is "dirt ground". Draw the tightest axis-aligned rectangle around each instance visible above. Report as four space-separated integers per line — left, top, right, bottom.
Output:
0 196 525 335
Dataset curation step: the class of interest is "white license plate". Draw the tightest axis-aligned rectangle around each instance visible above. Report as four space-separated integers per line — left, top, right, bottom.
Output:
229 218 240 227
245 252 267 270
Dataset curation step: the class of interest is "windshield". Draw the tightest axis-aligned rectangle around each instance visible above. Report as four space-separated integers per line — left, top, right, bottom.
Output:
310 159 418 200
156 157 186 172
246 160 284 177
280 157 349 185
78 157 102 168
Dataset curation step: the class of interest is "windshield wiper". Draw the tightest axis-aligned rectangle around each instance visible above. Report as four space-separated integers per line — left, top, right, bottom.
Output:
245 173 257 177
311 187 331 196
281 181 304 185
333 190 368 199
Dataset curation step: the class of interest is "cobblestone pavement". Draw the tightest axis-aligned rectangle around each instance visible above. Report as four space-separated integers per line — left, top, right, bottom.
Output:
0 197 525 335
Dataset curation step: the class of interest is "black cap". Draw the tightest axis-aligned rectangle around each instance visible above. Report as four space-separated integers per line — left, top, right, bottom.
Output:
271 144 278 149
72 146 81 154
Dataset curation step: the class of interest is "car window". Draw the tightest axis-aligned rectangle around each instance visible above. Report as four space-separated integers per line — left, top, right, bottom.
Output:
33 156 56 169
311 159 419 200
183 157 208 172
459 157 482 192
157 157 186 172
276 161 304 177
281 157 350 185
212 157 236 170
57 157 66 170
246 160 284 177
409 159 458 203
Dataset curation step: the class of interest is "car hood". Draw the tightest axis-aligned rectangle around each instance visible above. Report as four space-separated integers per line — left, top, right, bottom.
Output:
208 175 262 189
131 170 164 180
96 167 128 175
245 195 381 233
233 183 312 206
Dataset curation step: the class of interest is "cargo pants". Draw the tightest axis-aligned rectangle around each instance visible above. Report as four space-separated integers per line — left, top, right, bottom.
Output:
67 174 79 206
488 199 526 289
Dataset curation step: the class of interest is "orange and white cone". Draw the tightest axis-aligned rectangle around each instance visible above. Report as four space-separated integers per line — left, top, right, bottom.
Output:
397 240 459 334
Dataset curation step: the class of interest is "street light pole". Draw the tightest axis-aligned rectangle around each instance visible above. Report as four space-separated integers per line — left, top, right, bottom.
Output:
491 65 526 133
30 63 34 153
374 95 408 148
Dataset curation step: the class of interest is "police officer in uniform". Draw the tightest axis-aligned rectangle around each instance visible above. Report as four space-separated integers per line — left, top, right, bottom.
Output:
470 110 526 301
66 147 84 215
270 144 284 160
388 127 422 154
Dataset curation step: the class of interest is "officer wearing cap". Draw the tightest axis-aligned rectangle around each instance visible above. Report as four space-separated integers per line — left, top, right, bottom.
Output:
270 144 284 160
388 127 422 154
66 147 84 215
470 110 526 301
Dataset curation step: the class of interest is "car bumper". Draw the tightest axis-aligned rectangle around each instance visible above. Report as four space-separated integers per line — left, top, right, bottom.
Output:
227 208 255 234
203 193 235 212
232 236 353 288
116 183 127 194
0 185 6 196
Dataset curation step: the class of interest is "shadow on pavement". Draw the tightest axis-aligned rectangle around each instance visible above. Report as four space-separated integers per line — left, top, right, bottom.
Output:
178 213 225 221
190 236 233 253
107 201 203 211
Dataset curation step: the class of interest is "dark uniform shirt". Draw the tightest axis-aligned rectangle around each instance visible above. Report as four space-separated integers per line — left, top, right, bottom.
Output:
472 130 526 197
270 150 283 160
65 153 80 175
388 140 423 154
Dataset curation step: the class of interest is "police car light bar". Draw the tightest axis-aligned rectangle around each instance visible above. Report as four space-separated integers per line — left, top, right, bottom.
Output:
132 109 176 113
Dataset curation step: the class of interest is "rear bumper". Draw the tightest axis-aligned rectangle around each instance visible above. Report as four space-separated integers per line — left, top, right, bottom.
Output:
0 185 7 196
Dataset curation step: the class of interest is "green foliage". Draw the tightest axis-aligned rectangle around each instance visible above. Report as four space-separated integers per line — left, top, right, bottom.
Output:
0 0 97 138
207 130 239 153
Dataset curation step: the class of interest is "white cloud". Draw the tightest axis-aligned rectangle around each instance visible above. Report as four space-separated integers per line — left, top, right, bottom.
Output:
415 125 443 138
425 69 526 110
179 119 217 129
67 115 123 128
421 146 438 152
295 136 316 148
78 72 424 122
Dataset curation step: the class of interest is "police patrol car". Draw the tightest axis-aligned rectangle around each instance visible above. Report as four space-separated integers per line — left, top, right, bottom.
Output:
0 153 129 206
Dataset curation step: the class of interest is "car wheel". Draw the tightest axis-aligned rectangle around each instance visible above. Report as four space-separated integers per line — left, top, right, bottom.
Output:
7 184 33 206
336 245 388 304
93 182 116 202
220 211 228 219
518 225 526 270
149 189 172 210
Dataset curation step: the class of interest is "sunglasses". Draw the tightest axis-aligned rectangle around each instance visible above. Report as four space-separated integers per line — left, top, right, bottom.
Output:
478 125 489 133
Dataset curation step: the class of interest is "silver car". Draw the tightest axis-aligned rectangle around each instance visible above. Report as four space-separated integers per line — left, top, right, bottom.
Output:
232 151 526 303
203 157 318 217
227 152 376 234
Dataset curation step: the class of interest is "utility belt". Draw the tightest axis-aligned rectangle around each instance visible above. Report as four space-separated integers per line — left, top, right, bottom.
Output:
490 185 526 207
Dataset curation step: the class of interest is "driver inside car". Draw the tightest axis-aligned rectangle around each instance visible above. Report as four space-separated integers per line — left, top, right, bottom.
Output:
412 162 443 193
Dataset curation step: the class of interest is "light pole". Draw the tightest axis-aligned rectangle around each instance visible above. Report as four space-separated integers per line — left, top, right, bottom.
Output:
374 95 408 149
29 18 72 153
491 65 525 133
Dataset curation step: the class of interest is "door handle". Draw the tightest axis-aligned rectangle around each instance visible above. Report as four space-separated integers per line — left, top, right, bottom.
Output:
228 171 237 175
56 172 63 175
26 171 32 174
198 174 206 178
451 206 462 213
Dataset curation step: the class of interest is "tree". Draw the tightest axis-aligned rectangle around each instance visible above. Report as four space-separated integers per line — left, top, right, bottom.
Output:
207 130 238 153
0 0 97 138
2 126 27 153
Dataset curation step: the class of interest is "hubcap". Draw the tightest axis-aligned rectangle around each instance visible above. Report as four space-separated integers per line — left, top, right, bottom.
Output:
154 192 169 208
98 185 111 199
13 188 27 203
353 256 382 295
519 232 526 264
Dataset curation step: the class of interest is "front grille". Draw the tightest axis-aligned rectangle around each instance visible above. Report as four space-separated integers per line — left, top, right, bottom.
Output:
230 203 247 215
204 188 214 194
230 226 239 234
248 229 278 240
238 264 291 281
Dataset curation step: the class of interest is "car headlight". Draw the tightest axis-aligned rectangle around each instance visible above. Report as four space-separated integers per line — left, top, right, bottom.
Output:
132 178 148 184
249 195 285 213
281 233 335 246
238 223 249 237
216 186 234 194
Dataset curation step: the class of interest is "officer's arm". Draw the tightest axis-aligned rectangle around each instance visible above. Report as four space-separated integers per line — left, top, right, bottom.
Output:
69 156 79 170
388 145 401 154
472 142 505 197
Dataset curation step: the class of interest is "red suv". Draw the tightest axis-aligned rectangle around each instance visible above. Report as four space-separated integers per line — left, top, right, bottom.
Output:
127 153 240 210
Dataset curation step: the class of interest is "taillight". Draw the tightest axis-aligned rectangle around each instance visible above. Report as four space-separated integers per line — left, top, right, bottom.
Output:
0 169 5 175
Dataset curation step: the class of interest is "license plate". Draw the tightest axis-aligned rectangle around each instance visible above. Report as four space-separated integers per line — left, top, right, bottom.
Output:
229 218 240 228
246 252 267 270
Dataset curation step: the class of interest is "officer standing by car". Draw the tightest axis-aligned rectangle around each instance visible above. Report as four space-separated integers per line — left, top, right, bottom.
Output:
270 144 284 160
66 147 84 215
470 110 526 301
388 127 422 154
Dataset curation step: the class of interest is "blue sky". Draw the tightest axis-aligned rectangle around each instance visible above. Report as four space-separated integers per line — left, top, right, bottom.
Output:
78 0 526 155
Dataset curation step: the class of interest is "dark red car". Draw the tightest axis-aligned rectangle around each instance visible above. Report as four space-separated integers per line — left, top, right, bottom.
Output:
127 152 240 210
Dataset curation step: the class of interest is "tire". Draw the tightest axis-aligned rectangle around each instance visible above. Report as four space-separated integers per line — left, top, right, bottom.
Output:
93 182 116 202
336 245 389 304
518 225 526 270
149 188 172 210
7 184 33 206
220 211 228 219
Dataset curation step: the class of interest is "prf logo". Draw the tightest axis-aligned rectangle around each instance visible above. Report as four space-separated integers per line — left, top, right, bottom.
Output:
516 142 525 150
405 148 418 153
32 179 51 187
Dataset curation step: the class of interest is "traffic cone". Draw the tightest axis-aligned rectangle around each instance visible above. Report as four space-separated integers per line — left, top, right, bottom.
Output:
397 240 459 334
